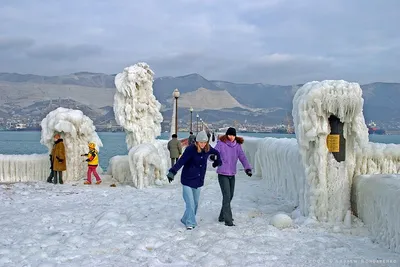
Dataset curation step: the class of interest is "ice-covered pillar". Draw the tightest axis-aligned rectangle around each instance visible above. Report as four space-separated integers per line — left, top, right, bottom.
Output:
40 107 103 182
114 62 163 149
292 80 369 223
113 63 167 188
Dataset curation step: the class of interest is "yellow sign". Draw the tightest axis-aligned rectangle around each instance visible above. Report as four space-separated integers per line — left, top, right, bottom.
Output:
327 134 340 152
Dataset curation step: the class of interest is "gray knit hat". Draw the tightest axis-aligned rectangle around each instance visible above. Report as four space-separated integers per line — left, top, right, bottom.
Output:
196 131 208 142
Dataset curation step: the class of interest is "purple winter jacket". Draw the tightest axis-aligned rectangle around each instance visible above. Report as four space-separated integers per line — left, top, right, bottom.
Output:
214 136 251 176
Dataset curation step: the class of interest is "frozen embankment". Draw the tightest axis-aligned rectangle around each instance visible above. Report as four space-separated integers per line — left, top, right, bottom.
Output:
0 136 400 253
242 137 400 253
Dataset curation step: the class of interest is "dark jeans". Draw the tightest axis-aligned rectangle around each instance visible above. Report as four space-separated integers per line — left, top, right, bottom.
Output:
47 170 54 183
171 158 178 166
218 174 235 224
54 171 63 184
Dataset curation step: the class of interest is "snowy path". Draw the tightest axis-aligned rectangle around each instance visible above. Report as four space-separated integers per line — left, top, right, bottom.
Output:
0 172 398 267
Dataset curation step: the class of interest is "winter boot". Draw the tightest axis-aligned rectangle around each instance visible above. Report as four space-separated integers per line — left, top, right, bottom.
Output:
95 180 102 185
84 180 92 185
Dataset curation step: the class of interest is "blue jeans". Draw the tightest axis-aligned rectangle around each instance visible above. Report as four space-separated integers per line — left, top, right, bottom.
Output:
181 185 201 227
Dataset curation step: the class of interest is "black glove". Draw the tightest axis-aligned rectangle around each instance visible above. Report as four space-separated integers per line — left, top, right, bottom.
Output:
245 169 252 177
209 154 216 161
167 171 175 183
212 161 219 168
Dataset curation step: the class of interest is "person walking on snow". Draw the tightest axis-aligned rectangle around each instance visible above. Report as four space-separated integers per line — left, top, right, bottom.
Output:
167 130 222 230
213 127 252 226
81 142 102 185
46 140 55 183
51 133 66 184
167 134 182 166
188 131 196 145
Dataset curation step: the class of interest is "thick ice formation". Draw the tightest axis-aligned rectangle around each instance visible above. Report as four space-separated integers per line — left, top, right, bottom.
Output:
114 62 163 149
292 80 369 222
352 174 400 253
107 140 169 188
247 138 306 209
128 141 169 189
113 63 167 187
40 107 103 182
0 154 48 182
355 142 400 175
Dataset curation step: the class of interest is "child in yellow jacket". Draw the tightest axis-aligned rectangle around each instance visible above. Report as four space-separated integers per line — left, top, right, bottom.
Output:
81 142 102 185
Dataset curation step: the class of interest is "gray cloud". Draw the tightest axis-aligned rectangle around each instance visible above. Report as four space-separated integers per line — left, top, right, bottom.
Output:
0 37 35 51
0 0 399 84
26 44 103 61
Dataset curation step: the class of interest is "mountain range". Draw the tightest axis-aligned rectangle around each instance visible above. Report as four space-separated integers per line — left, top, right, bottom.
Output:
0 72 399 128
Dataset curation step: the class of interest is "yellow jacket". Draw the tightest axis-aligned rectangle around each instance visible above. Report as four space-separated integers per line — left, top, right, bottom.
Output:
85 149 99 166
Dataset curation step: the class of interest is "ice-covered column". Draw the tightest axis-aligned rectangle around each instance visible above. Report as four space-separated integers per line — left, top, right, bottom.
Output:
114 62 163 149
113 63 167 188
40 107 103 182
292 80 369 223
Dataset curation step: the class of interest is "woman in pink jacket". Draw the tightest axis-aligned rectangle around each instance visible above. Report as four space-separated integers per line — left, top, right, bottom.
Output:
213 127 252 226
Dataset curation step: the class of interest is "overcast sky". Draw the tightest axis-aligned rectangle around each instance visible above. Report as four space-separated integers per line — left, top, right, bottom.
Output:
0 0 399 85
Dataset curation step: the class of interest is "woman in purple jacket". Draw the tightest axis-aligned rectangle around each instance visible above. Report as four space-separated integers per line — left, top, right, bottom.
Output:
167 130 222 230
214 127 252 226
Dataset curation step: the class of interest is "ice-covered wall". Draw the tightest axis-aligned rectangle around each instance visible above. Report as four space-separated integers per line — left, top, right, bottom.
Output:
355 142 400 175
351 174 400 253
243 138 307 211
292 80 369 223
40 107 103 182
114 62 163 150
107 140 169 187
0 154 49 182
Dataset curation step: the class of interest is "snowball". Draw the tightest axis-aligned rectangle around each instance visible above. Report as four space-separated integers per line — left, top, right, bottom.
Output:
270 213 293 229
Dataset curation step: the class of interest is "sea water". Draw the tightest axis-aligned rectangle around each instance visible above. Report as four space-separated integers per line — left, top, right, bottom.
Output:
1 131 399 171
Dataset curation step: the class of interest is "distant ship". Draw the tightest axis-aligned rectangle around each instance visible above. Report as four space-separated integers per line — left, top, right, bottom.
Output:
367 121 386 135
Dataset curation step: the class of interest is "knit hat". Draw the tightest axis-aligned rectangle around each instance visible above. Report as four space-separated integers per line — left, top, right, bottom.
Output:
225 127 236 136
196 130 208 142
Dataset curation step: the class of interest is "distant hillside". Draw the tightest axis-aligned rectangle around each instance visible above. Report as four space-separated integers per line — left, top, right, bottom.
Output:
0 72 116 88
178 87 248 110
0 72 399 127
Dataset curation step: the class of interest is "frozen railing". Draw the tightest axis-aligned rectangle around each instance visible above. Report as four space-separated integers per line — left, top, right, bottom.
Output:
352 174 400 253
243 138 307 213
355 142 400 175
0 154 49 183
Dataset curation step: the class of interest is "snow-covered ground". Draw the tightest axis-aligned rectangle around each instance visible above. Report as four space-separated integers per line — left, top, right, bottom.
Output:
1 171 398 267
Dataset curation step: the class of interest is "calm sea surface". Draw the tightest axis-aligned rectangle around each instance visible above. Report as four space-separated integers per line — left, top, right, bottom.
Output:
1 131 399 171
